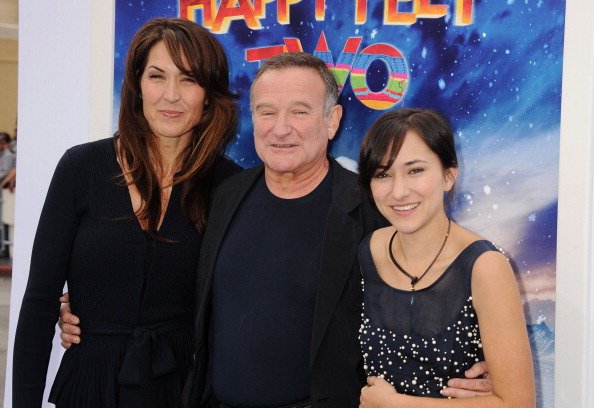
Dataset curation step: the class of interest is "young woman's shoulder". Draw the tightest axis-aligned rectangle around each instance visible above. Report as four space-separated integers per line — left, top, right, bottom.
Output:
450 222 483 246
367 226 396 261
369 226 396 246
450 222 510 272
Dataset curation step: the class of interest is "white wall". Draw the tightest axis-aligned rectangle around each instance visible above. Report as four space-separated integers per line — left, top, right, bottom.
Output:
5 1 114 406
556 1 594 407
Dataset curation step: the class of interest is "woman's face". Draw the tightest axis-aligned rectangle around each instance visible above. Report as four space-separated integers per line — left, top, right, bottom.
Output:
140 41 206 143
370 130 456 234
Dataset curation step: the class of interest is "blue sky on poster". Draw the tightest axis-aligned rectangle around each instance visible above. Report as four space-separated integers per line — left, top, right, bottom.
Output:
113 2 564 404
113 0 564 313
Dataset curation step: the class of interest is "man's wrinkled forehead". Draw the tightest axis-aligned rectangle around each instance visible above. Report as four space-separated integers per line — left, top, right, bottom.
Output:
250 67 324 105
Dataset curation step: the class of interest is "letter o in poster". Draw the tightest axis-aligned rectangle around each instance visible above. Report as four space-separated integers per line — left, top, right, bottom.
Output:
350 43 409 110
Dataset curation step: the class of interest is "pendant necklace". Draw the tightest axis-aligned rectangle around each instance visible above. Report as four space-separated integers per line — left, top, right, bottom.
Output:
388 219 451 294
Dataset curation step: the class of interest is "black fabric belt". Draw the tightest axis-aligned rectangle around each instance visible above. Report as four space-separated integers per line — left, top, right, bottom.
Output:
219 401 311 408
81 318 192 406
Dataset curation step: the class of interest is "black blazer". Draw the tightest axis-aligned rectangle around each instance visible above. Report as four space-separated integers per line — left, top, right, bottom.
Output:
183 159 387 407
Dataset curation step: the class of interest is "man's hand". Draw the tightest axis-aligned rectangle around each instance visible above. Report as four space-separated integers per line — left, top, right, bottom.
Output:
58 292 81 349
360 376 399 408
441 361 493 398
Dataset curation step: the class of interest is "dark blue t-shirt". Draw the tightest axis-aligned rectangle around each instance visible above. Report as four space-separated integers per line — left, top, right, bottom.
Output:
211 169 333 407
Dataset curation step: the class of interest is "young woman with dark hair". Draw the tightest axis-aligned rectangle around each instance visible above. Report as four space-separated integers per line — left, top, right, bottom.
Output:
357 108 535 408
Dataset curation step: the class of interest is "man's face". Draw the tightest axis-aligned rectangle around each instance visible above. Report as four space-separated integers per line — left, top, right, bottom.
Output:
251 67 342 178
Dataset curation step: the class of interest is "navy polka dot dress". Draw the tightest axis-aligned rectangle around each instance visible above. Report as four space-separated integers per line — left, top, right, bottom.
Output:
358 236 498 397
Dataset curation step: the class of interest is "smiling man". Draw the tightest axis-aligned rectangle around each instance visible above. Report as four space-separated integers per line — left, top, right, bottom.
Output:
183 53 386 408
250 64 341 198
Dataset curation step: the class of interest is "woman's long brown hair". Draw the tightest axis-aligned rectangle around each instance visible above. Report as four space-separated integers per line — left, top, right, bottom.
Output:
117 18 238 232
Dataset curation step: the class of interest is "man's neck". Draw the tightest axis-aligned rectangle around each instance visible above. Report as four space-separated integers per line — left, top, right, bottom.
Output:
264 158 330 199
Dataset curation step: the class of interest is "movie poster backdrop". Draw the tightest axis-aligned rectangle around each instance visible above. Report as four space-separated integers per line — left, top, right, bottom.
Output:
114 1 564 406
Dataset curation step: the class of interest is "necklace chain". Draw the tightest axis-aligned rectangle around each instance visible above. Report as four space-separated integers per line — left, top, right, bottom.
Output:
388 219 451 292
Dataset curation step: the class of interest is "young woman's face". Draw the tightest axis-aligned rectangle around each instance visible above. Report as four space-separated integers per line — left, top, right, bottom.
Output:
370 130 456 234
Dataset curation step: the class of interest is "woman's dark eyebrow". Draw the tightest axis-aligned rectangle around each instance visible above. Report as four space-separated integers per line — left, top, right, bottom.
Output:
145 65 164 72
402 159 428 166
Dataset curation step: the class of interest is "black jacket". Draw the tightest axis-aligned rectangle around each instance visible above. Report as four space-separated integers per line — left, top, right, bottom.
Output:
183 159 387 407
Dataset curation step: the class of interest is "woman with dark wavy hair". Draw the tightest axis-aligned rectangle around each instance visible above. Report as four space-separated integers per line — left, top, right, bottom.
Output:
13 18 239 408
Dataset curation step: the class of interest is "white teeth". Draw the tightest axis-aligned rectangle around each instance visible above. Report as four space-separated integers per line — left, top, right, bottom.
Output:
394 203 418 211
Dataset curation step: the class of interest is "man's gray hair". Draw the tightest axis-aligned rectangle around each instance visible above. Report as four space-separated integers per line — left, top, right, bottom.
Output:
249 52 339 117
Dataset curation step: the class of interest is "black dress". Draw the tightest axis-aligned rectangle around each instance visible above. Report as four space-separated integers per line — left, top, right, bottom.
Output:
358 235 497 397
13 138 238 408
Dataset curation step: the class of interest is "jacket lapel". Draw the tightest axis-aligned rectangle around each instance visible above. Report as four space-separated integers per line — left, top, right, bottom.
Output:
195 166 264 344
310 161 363 367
